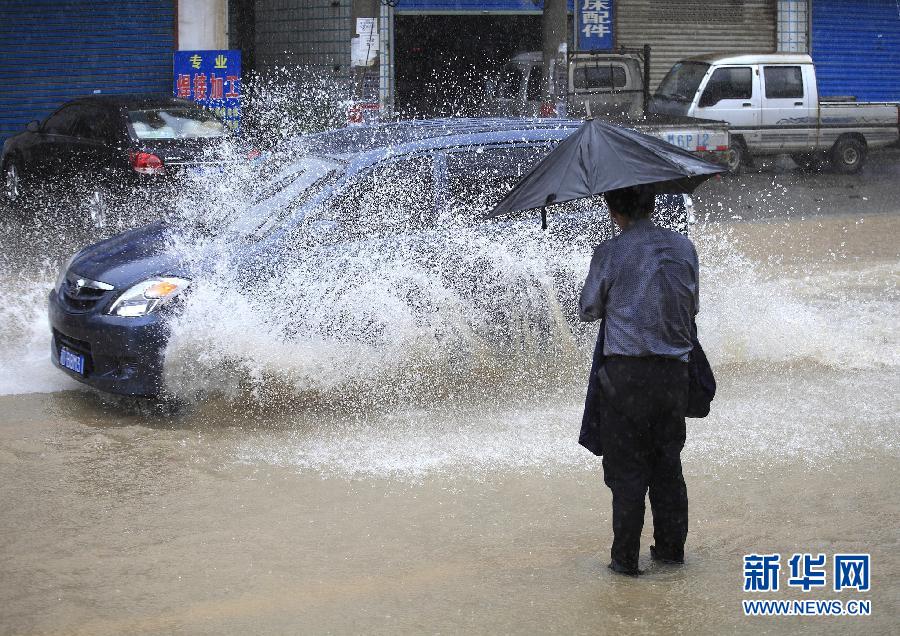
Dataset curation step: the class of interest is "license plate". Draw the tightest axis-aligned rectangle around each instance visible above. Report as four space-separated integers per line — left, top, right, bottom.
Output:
59 346 85 375
662 131 712 151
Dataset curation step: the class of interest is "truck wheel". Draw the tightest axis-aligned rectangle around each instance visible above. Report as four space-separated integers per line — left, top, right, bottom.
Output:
830 137 867 174
725 140 751 174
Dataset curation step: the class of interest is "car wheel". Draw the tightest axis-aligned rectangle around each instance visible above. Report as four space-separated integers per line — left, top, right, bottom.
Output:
830 137 867 174
725 139 751 175
85 187 109 228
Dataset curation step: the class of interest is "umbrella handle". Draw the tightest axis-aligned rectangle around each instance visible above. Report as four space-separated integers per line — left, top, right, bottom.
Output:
541 207 547 231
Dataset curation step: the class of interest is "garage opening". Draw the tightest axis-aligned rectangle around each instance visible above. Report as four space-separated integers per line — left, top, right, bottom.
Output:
394 14 542 117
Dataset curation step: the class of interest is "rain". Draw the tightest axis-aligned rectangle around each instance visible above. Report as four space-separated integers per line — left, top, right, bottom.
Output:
1 1 898 633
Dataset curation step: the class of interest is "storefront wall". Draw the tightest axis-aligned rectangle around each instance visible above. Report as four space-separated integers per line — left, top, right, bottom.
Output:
254 0 351 75
617 0 778 91
0 0 177 143
389 1 780 106
811 0 900 102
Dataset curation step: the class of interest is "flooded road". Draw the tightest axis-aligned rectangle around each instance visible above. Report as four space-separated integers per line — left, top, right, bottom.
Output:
1 164 899 633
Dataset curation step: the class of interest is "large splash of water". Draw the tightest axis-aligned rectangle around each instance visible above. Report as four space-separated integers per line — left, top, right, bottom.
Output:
0 69 896 478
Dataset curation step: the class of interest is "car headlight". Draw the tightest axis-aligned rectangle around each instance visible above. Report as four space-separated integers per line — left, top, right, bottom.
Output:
107 276 191 317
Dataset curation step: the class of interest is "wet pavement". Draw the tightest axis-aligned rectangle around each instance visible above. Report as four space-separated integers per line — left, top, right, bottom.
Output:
1 150 898 634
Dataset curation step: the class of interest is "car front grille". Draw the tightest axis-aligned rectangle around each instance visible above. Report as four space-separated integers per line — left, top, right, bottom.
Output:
60 274 114 312
54 328 91 354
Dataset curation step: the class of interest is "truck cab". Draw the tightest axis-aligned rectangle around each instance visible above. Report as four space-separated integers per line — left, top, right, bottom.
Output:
485 51 644 118
650 53 900 173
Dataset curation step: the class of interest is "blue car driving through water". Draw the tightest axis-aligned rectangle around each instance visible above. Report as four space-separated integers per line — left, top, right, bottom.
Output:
49 118 691 396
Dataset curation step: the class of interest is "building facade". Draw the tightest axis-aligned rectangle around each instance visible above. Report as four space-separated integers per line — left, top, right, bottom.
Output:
1 1 897 143
0 0 226 143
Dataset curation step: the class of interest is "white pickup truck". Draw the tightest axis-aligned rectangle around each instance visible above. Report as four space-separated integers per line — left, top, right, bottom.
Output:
483 50 731 164
650 53 900 173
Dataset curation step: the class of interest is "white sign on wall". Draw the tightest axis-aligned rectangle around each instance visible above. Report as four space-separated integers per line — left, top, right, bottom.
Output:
351 17 379 67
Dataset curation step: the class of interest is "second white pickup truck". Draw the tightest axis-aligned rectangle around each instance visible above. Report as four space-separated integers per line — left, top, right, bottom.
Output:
649 53 900 173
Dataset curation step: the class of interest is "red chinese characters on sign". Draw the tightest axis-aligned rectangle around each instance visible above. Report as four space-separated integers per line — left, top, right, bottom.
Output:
193 73 207 100
176 74 192 99
225 76 239 99
209 73 224 100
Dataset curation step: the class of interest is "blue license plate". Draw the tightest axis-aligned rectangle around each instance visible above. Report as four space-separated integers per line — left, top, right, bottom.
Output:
59 346 85 375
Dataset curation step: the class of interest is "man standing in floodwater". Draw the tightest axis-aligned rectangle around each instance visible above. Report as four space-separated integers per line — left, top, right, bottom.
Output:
578 186 699 576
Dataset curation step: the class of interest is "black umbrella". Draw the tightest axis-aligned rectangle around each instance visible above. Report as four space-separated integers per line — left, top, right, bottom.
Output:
486 119 726 228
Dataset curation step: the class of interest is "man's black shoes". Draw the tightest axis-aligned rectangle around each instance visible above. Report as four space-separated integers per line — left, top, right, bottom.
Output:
607 549 684 576
650 545 684 565
608 559 644 576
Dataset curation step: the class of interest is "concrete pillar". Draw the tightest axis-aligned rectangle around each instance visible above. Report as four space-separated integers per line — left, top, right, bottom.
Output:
542 0 568 103
178 0 228 50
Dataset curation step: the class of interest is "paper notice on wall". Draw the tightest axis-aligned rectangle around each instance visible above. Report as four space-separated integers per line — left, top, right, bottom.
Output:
351 17 379 67
356 17 376 37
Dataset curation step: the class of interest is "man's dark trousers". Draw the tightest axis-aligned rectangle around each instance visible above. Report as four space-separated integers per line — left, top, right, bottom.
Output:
597 355 689 570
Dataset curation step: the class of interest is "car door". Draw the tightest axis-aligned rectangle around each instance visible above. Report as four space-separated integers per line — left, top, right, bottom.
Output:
23 103 82 179
40 103 96 185
68 104 126 187
761 64 815 152
320 154 438 241
693 65 760 149
440 144 552 224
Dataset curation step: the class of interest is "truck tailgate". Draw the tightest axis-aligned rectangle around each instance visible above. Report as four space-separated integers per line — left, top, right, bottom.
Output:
600 113 730 159
652 127 730 153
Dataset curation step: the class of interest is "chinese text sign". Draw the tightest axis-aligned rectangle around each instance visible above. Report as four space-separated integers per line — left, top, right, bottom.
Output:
577 0 614 51
173 50 241 131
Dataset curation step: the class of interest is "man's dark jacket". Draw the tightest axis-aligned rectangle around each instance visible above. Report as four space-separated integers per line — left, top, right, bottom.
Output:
579 319 715 456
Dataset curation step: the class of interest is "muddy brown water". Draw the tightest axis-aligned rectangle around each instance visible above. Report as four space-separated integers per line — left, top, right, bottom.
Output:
1 206 898 633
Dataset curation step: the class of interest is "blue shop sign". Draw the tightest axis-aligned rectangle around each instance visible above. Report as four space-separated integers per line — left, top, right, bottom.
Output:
576 0 614 51
173 50 241 131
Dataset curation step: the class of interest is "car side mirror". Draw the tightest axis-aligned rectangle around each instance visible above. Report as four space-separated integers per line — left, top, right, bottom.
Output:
26 120 40 133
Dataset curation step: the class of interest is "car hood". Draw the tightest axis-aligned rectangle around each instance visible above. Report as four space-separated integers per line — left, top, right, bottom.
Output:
68 222 190 290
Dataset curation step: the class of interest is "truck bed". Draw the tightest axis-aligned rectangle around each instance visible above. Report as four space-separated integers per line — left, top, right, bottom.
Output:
593 112 730 161
818 101 899 151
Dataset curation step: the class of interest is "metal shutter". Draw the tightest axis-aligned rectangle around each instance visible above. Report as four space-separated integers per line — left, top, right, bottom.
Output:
254 0 351 73
812 0 900 102
0 0 175 143
617 0 777 91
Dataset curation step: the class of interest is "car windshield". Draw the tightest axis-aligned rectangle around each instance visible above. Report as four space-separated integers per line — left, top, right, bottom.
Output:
221 155 343 238
655 61 710 101
126 107 227 140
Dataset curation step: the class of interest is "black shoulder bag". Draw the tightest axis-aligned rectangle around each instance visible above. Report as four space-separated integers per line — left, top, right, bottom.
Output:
686 322 716 418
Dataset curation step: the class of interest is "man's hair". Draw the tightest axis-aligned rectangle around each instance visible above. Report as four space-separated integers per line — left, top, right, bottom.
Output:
604 186 655 219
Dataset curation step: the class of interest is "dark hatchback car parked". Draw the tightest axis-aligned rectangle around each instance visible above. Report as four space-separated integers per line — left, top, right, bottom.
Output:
2 94 232 221
48 118 691 397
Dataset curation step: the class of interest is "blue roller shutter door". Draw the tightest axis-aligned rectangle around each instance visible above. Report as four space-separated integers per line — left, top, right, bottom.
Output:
811 0 900 102
0 0 175 144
